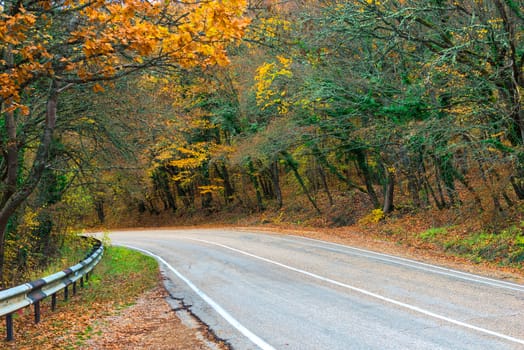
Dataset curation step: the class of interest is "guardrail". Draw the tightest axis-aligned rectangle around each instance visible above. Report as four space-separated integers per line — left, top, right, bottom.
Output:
0 237 104 341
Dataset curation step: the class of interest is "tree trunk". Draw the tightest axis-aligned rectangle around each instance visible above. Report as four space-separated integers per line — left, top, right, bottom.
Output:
214 163 234 204
247 159 264 211
400 147 422 208
1 46 17 210
382 171 394 214
354 149 380 208
95 199 105 223
281 151 321 215
492 0 524 200
455 171 482 211
433 158 449 209
311 145 367 194
259 170 274 199
0 216 10 288
200 162 212 210
407 175 422 208
175 183 192 209
423 174 444 210
0 80 59 284
437 156 459 206
153 170 177 212
477 160 504 212
510 173 524 200
270 161 283 209
318 164 333 206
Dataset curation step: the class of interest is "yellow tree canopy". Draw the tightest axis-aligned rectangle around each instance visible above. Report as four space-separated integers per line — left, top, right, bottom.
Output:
0 0 250 111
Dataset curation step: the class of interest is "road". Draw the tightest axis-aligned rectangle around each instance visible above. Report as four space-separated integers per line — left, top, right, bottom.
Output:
105 228 524 350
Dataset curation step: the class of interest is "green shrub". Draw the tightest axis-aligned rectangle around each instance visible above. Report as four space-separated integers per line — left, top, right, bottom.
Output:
444 226 524 266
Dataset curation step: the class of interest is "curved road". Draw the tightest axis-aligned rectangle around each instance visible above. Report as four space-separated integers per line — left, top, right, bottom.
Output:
105 229 524 349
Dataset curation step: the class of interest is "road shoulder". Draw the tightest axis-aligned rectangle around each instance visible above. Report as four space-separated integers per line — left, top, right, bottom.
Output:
84 282 226 349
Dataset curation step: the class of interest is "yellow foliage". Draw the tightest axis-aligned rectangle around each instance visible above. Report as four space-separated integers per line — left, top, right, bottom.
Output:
254 56 293 110
155 150 174 162
359 209 385 224
247 16 290 41
19 207 40 232
4 207 41 281
198 185 224 195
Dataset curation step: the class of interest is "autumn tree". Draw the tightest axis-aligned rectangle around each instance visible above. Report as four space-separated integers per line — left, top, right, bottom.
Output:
0 0 249 284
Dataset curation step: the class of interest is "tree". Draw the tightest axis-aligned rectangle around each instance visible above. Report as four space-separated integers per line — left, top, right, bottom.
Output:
0 0 249 284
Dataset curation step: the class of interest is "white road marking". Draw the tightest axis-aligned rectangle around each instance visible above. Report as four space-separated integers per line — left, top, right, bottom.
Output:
188 238 524 346
279 235 524 292
118 244 276 350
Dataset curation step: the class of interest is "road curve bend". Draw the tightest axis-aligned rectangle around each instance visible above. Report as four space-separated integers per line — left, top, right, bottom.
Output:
104 229 524 350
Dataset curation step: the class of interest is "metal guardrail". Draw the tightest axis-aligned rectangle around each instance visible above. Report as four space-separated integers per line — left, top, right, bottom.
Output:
0 237 104 341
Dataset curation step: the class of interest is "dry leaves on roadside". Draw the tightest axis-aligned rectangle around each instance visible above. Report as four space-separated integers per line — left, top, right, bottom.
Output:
84 285 220 350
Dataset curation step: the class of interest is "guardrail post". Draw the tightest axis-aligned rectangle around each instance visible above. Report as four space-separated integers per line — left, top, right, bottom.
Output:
6 314 13 341
51 293 57 311
34 301 40 324
64 285 68 301
80 276 84 288
73 281 77 295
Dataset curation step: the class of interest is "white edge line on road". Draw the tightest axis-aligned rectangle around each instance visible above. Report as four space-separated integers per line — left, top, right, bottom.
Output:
188 238 524 346
280 235 524 292
117 244 276 350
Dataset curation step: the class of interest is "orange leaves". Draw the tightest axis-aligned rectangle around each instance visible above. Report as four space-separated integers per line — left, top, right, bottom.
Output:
156 0 250 68
0 5 54 107
20 44 52 61
83 39 114 58
0 60 53 101
0 0 249 114
0 74 17 100
92 83 105 93
36 0 53 11
0 10 37 45
1 101 30 116
72 0 247 77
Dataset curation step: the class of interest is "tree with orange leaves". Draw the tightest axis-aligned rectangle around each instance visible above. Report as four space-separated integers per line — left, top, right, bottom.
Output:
0 0 249 284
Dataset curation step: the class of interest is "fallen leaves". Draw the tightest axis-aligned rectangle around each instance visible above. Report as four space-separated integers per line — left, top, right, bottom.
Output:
84 286 214 350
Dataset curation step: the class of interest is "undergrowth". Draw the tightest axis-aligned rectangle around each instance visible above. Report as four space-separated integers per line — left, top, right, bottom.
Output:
23 235 92 284
419 225 524 267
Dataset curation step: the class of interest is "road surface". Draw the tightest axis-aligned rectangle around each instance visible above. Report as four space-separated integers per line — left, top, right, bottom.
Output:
104 229 524 350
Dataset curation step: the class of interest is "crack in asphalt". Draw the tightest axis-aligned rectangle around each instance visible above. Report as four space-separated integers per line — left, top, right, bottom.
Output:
162 271 233 350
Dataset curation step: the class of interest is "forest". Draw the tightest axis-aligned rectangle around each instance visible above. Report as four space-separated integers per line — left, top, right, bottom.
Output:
1 0 523 287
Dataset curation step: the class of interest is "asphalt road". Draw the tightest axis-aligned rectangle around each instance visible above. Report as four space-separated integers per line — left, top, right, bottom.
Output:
104 229 524 350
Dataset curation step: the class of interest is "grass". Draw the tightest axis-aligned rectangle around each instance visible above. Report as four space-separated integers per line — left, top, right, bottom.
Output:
417 224 524 267
443 227 524 266
22 236 93 285
0 245 159 349
419 226 449 241
81 246 158 304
